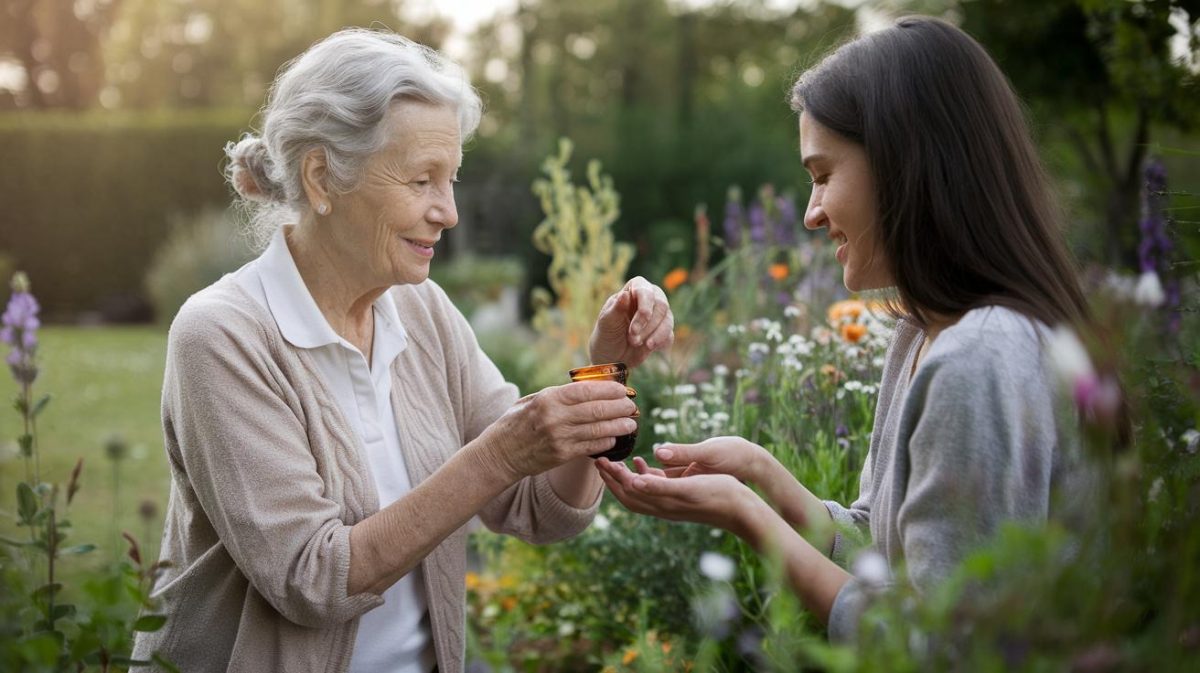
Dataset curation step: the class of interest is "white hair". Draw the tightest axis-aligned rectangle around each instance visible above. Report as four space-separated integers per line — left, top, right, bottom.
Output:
224 28 482 246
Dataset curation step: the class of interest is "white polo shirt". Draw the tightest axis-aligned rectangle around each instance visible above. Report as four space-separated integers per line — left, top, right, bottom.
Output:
234 226 436 673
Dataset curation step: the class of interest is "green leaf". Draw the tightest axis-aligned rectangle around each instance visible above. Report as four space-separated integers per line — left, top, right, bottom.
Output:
112 657 154 667
17 433 32 456
30 394 51 418
0 535 31 547
60 543 96 555
153 653 183 673
50 603 75 620
17 482 37 523
14 397 28 415
133 614 168 632
31 582 62 601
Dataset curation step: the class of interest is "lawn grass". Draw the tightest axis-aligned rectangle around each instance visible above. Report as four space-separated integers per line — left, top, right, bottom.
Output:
0 326 170 572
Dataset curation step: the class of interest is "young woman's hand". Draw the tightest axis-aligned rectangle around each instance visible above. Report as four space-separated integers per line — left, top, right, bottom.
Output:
588 277 674 368
595 457 764 536
482 381 637 479
650 436 832 532
651 436 775 484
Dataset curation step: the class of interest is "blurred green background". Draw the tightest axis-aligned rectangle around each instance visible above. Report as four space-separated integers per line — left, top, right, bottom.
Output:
0 0 1196 320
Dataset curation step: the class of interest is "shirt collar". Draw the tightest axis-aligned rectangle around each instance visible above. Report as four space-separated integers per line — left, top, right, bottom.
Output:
258 227 408 358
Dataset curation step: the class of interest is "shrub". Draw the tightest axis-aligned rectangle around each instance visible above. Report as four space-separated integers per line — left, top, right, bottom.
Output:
0 111 250 319
143 208 255 325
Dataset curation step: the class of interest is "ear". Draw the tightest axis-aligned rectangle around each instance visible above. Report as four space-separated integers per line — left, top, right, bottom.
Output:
300 148 331 213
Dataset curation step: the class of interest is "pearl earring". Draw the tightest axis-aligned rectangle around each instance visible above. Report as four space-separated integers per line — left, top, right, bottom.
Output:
317 203 328 215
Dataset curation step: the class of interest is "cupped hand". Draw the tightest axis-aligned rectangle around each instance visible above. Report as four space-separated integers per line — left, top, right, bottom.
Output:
651 436 773 484
484 381 637 479
595 457 757 534
588 276 674 368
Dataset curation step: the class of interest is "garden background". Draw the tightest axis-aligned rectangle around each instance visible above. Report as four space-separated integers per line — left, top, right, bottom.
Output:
1 0 1198 671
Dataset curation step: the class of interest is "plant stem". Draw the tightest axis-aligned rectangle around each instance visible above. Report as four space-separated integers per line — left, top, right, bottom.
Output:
46 506 56 631
21 381 32 484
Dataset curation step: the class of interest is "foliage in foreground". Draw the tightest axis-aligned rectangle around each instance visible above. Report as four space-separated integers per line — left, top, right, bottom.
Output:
467 146 1200 671
0 273 174 672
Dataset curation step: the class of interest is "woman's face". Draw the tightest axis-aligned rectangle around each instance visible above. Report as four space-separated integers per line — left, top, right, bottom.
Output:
335 101 461 288
799 112 893 292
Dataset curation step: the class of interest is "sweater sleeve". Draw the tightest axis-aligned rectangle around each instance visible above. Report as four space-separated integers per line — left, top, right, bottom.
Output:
826 331 1060 643
427 283 600 544
163 300 383 628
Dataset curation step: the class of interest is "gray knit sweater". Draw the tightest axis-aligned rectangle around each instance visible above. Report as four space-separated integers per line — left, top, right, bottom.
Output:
132 276 598 673
824 306 1096 642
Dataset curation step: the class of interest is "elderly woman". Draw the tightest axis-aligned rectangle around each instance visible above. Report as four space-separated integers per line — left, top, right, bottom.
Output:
132 29 672 673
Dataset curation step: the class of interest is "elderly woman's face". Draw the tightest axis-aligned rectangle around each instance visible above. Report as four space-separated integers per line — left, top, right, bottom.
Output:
337 101 461 287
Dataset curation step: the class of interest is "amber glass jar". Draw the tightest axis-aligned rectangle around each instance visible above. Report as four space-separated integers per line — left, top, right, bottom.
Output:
568 362 639 461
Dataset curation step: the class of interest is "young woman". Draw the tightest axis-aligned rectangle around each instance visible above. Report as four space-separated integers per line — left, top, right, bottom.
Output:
597 15 1099 643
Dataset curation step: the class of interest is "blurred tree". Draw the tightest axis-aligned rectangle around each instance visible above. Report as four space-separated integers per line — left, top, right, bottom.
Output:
462 0 856 265
0 0 122 109
101 0 449 109
958 0 1200 267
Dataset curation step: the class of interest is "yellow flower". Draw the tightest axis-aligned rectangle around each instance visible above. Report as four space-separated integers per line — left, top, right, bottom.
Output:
465 572 481 591
622 648 639 665
842 323 868 343
768 263 789 281
663 267 689 292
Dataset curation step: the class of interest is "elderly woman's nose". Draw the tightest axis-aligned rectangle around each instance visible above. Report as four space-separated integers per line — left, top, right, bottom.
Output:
433 191 459 228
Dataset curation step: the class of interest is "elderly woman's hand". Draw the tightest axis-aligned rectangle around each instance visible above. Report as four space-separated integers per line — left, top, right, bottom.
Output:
589 277 673 368
481 381 638 479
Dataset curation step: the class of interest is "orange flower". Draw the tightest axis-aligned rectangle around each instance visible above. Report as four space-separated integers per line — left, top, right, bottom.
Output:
465 572 481 590
675 324 693 341
768 263 789 281
501 596 518 611
827 299 866 325
841 323 867 343
622 648 640 665
662 641 673 655
663 267 689 292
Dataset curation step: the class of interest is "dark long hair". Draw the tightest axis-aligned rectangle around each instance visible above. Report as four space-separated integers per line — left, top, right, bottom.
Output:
790 16 1090 331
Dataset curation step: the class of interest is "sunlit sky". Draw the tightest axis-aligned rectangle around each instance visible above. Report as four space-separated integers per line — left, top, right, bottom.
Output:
404 0 840 60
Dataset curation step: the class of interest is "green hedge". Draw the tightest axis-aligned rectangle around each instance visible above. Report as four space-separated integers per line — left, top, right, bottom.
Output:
0 111 253 320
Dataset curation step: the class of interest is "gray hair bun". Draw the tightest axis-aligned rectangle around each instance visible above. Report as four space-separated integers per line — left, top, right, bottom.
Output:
225 134 285 203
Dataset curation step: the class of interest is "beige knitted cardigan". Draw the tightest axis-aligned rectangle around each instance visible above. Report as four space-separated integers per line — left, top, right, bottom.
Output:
131 276 598 672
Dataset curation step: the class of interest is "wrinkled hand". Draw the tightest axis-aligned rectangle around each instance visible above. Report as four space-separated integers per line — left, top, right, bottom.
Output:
651 436 773 484
589 277 674 368
483 381 637 479
595 457 757 534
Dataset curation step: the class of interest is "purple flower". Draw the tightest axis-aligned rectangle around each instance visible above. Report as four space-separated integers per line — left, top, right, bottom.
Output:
2 272 40 385
748 203 766 245
774 195 798 247
1138 158 1180 333
723 186 745 249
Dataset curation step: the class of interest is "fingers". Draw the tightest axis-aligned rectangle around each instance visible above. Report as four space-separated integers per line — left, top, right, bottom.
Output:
632 456 667 477
624 278 671 349
654 442 702 466
557 380 629 404
570 397 637 424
